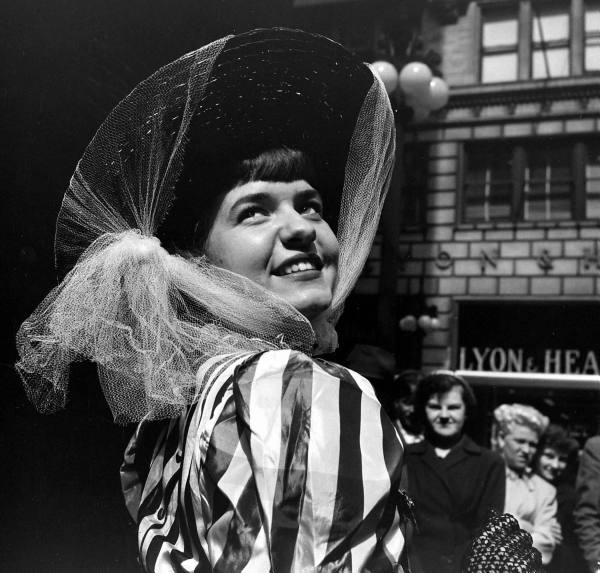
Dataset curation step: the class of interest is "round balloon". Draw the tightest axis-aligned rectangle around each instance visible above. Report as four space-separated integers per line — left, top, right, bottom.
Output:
399 62 432 98
371 60 399 94
417 314 433 332
427 77 450 110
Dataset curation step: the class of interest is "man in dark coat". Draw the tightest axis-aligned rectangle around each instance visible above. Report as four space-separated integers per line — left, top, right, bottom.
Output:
575 435 600 573
404 372 505 573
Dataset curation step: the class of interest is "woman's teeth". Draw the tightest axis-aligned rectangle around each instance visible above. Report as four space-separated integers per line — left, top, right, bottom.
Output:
281 261 317 275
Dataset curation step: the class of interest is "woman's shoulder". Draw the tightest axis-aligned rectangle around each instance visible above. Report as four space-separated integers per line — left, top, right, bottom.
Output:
218 349 377 397
530 473 557 496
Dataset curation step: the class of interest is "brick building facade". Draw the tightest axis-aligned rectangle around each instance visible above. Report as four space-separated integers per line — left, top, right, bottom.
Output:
350 0 600 383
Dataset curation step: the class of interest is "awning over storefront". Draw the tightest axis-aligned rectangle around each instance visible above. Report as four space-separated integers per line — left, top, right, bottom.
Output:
457 370 600 390
455 299 600 378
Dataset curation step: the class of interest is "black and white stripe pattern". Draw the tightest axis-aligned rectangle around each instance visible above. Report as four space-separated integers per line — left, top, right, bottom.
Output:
128 350 406 572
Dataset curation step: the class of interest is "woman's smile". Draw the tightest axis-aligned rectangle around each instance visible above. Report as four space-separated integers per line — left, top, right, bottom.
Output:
273 253 323 276
204 179 339 321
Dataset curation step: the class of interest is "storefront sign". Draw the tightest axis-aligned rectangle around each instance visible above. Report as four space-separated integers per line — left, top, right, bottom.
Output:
455 301 600 376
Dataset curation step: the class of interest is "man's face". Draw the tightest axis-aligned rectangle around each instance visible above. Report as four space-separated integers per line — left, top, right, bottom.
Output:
498 424 539 471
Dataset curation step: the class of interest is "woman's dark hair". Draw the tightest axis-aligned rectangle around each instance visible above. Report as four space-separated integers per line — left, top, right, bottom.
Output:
533 423 580 483
538 424 579 456
413 372 477 427
159 147 321 253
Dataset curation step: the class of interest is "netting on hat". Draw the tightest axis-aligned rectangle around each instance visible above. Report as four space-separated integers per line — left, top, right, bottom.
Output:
16 30 396 423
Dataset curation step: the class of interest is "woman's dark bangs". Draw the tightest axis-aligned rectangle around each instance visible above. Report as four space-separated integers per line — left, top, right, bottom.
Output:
241 148 318 186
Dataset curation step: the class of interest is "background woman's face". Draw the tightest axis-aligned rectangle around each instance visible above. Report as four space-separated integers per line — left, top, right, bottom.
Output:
498 424 539 472
204 179 339 320
424 385 466 439
537 447 568 482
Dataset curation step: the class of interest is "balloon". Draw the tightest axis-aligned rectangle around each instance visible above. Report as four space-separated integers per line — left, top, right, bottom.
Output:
371 60 399 94
417 314 433 332
427 77 450 110
399 62 432 98
399 315 418 332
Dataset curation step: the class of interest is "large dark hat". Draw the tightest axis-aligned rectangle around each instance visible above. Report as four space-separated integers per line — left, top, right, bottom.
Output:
56 27 376 276
18 27 396 421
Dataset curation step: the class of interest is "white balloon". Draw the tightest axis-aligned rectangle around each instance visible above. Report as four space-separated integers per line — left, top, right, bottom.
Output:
371 60 399 94
417 314 433 332
399 62 432 98
427 77 450 111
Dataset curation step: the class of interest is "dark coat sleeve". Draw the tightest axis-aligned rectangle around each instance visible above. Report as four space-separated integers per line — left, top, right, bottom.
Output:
476 450 506 525
575 436 600 572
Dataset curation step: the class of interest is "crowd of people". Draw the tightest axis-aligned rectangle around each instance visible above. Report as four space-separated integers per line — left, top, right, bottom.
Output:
348 345 598 573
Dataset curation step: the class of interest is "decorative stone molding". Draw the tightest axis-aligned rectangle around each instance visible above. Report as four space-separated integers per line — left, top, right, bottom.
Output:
447 77 600 108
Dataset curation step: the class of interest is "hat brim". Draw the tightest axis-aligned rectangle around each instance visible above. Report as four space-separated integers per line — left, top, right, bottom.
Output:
160 28 374 249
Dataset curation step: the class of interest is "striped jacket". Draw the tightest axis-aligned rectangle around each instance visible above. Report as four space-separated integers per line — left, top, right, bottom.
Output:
121 350 407 572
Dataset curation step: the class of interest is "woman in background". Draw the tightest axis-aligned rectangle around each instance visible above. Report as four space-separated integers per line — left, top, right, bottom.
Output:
493 403 559 567
534 424 586 573
404 372 505 573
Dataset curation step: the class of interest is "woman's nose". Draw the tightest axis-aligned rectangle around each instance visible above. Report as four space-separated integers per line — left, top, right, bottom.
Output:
279 210 317 246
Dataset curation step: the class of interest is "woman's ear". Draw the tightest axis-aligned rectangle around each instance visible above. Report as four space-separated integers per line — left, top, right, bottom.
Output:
496 432 506 452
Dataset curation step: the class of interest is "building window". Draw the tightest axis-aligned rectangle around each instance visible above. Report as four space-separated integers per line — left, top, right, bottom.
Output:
463 143 514 222
462 138 600 223
481 10 519 83
523 144 573 220
531 5 570 79
585 1 600 71
586 141 600 217
480 0 599 82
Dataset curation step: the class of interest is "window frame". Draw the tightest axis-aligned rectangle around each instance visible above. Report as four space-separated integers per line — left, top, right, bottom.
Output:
460 137 599 225
477 0 599 83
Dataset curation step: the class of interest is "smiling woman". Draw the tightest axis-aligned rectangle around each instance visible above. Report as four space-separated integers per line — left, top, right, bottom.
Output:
15 28 407 572
203 174 339 321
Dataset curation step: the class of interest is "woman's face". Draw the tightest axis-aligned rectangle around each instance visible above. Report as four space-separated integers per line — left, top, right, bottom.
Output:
424 385 466 439
537 447 568 483
204 179 339 320
498 424 539 472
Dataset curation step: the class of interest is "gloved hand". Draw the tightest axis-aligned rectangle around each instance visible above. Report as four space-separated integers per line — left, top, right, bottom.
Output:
462 511 542 573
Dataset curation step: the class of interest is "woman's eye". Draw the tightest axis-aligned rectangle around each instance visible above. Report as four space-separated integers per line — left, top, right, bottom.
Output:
238 206 267 222
300 201 323 216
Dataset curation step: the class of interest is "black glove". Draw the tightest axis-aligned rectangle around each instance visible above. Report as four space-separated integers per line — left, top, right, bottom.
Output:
462 511 542 573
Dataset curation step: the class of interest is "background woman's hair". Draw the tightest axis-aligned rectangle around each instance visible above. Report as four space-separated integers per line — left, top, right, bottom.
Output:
538 423 579 456
413 371 477 427
490 403 549 452
159 147 321 254
532 423 580 483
